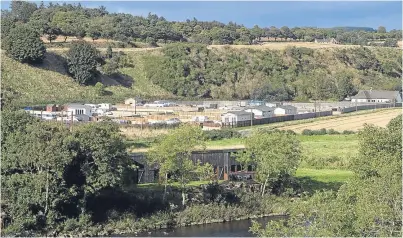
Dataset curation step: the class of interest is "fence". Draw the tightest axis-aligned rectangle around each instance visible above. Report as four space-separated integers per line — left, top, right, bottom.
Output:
222 111 333 128
339 103 401 113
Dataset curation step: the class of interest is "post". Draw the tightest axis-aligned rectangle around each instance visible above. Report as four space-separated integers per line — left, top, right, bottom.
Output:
250 111 253 128
40 110 43 120
70 111 73 132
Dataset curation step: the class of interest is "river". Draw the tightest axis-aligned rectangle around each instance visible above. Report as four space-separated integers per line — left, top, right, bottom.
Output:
122 216 283 237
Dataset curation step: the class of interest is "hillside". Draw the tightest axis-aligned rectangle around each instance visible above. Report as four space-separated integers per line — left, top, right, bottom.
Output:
1 44 401 107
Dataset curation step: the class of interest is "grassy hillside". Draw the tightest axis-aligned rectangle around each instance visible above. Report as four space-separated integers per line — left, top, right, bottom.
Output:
1 50 173 107
1 43 401 107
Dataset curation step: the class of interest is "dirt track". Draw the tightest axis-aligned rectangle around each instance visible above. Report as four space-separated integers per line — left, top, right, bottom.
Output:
279 109 402 133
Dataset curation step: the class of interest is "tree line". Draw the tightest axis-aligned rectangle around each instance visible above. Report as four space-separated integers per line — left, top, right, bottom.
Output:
2 1 401 47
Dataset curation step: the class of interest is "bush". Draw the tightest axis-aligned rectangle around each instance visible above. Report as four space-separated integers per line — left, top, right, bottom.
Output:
5 24 46 63
203 129 241 141
327 129 340 135
302 129 313 135
285 130 296 135
342 130 355 135
66 41 100 85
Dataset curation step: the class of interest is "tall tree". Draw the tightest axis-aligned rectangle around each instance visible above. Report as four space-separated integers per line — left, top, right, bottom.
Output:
66 41 99 85
377 26 387 33
148 124 207 206
10 0 37 23
240 130 300 196
5 24 46 63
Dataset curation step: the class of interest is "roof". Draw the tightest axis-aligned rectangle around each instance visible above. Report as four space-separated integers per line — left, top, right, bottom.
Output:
276 105 297 110
223 110 252 116
245 105 275 112
66 104 92 110
351 90 400 100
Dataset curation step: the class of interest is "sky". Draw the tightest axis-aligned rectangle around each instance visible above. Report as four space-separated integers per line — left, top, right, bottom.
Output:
1 1 402 30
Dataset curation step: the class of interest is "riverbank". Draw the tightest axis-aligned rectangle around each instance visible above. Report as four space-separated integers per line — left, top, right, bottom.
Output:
100 194 291 236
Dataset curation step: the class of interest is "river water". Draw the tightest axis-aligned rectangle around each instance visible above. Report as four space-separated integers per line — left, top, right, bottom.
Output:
126 216 283 237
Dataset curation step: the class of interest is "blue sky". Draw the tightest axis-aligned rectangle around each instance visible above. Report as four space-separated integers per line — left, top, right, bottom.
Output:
1 1 402 30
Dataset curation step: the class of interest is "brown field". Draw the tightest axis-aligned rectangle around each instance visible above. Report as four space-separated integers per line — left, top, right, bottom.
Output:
279 108 402 133
41 36 119 43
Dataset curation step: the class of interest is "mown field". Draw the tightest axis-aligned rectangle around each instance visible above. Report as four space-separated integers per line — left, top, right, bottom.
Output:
279 108 401 133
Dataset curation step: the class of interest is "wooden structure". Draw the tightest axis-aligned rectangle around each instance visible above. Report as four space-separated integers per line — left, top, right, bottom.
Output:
131 148 255 184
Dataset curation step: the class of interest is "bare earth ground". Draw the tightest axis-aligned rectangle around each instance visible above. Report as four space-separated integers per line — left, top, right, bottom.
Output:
279 108 402 133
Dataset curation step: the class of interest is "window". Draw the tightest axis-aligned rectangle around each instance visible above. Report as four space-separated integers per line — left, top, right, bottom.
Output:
371 100 375 102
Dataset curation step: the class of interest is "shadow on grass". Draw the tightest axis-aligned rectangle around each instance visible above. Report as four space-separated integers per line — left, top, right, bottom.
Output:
297 176 344 194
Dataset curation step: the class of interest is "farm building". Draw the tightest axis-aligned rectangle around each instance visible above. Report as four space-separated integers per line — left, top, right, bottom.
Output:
314 38 340 44
221 111 253 124
64 104 93 118
351 90 402 103
245 106 275 119
130 148 253 184
274 105 298 115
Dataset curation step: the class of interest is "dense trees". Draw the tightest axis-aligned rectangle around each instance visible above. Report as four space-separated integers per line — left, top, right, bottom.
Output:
66 41 100 85
1 2 401 47
141 43 401 100
4 24 46 63
250 115 402 237
1 110 133 236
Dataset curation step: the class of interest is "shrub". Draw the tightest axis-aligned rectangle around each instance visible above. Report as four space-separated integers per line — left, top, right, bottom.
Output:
5 24 46 63
302 129 313 135
285 130 296 135
66 41 100 85
342 130 356 135
203 129 241 141
327 129 340 135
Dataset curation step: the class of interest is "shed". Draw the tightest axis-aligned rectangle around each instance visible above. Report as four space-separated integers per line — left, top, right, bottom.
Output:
125 98 136 105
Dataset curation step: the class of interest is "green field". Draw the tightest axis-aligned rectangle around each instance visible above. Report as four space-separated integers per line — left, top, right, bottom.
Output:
1 52 173 107
205 134 358 169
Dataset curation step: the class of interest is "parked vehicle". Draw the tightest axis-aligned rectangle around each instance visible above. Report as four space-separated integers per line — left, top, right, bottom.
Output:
166 118 181 125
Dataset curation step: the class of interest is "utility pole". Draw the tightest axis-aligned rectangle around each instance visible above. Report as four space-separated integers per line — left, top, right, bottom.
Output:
250 110 253 128
70 111 73 132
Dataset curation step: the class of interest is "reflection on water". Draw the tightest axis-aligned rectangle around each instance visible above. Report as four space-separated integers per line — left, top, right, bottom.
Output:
127 216 284 237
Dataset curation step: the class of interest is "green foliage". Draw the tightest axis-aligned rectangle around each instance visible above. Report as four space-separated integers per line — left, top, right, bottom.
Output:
148 124 207 205
302 128 355 136
106 45 113 59
94 82 106 96
203 128 241 141
142 44 400 100
383 38 398 47
252 115 402 236
241 130 301 195
5 24 46 63
1 113 133 235
66 41 100 85
10 0 37 23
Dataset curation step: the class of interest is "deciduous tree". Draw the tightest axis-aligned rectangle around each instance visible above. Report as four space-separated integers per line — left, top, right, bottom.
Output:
148 124 207 206
5 24 46 63
66 41 99 85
